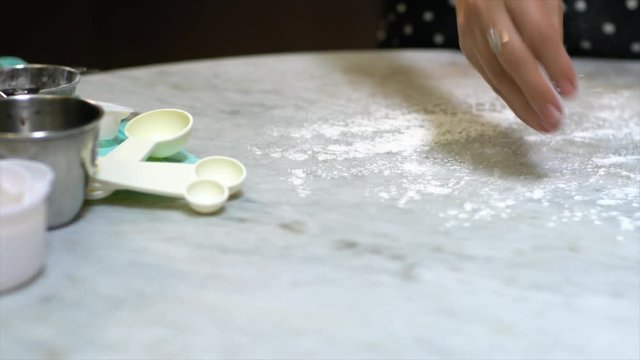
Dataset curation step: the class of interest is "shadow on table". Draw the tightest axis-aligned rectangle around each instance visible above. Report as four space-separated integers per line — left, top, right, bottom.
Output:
324 51 545 179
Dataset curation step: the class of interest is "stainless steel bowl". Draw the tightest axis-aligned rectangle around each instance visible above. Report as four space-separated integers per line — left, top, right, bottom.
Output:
0 95 102 228
0 64 81 96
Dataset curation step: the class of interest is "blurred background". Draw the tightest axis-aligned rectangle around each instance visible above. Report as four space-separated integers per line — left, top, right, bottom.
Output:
1 0 383 70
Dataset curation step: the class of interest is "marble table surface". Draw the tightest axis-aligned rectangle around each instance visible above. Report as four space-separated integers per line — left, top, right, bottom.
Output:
1 50 638 359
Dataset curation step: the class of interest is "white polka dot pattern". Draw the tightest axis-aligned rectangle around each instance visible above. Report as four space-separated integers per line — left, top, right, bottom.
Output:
378 0 639 58
433 33 445 45
574 0 588 12
601 21 616 35
396 2 407 14
403 24 413 36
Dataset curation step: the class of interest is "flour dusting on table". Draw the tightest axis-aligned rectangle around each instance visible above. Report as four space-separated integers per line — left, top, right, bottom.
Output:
249 58 639 237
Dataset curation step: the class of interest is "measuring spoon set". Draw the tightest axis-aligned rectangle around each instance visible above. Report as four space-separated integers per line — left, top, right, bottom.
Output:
88 108 246 214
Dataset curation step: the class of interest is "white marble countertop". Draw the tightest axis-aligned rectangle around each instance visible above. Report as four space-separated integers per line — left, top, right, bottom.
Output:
1 50 638 359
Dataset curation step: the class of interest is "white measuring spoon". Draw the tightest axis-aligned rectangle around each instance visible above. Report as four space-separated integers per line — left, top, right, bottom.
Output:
94 156 246 196
91 156 246 213
103 108 193 161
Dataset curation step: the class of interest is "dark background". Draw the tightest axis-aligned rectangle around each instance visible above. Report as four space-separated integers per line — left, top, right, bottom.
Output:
1 0 383 70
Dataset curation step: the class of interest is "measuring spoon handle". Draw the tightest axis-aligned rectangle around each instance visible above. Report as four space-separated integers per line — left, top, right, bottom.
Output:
102 138 157 162
94 159 195 197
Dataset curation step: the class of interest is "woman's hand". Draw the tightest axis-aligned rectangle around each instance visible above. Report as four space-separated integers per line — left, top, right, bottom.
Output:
455 0 577 133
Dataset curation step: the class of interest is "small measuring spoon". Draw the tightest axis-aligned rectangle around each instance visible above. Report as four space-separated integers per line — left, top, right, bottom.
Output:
103 109 193 161
91 156 246 213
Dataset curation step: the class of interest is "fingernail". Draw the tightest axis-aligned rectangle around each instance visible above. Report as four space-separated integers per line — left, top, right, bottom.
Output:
540 104 563 132
556 79 576 98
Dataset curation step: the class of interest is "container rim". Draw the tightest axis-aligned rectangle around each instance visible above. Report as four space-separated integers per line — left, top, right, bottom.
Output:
0 95 103 140
1 64 82 94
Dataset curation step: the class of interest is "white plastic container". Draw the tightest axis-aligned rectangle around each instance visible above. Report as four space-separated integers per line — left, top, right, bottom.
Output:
93 100 136 141
0 159 54 293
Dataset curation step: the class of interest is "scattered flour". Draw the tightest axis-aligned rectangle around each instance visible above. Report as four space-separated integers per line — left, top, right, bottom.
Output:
250 77 640 236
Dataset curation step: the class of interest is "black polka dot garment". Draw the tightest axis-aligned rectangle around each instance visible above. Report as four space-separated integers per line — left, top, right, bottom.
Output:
378 0 640 59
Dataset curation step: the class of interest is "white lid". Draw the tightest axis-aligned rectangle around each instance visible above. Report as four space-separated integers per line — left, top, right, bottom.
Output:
0 159 54 216
0 159 54 293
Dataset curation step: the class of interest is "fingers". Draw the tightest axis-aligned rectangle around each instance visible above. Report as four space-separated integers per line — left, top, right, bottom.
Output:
489 8 564 131
460 44 547 132
455 0 572 133
472 44 550 132
507 0 577 97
